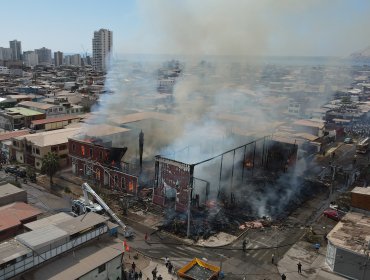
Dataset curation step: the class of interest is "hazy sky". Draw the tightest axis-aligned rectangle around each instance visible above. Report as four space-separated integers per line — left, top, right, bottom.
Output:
1 0 369 57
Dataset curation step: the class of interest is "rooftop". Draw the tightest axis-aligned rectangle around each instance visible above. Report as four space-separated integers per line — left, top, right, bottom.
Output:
6 94 32 100
327 212 370 255
351 186 370 196
16 224 69 251
56 212 109 235
14 127 80 147
108 111 176 125
31 115 81 125
0 130 29 141
293 119 325 129
0 239 31 265
0 183 24 198
6 107 45 117
23 237 123 280
18 101 55 110
24 212 74 231
74 124 130 138
0 202 42 232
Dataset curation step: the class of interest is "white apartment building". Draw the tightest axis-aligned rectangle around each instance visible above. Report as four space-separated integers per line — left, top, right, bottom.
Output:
92 28 112 72
23 51 39 67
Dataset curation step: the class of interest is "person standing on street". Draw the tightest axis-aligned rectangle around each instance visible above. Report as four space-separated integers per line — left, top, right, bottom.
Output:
152 266 157 280
281 273 286 280
297 261 302 274
271 253 275 264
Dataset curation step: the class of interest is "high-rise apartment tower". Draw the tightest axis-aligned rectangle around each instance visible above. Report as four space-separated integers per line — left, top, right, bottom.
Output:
9 40 22 60
92 29 112 72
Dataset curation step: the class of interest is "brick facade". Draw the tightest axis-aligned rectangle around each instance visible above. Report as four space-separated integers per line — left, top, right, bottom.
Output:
68 138 138 194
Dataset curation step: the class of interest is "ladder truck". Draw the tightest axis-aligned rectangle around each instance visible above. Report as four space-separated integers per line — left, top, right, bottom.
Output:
72 183 129 234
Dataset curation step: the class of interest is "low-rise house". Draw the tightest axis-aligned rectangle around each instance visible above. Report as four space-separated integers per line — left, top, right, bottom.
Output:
17 101 66 117
10 127 80 169
0 130 29 159
0 107 45 130
30 115 82 131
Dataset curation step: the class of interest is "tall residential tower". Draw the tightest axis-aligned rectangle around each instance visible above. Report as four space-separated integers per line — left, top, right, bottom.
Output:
9 40 22 60
92 29 112 72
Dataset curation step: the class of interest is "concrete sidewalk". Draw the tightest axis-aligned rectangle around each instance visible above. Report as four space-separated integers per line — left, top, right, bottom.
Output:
277 241 345 280
123 250 178 280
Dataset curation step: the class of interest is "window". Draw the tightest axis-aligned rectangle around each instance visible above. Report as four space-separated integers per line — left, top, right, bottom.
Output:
81 146 85 156
35 148 40 155
36 162 40 167
58 108 63 111
98 263 106 273
72 143 75 152
59 144 67 151
51 146 58 152
48 109 52 113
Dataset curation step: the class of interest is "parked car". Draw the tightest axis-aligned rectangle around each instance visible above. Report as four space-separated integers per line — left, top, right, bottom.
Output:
344 137 353 144
4 166 27 178
323 209 343 221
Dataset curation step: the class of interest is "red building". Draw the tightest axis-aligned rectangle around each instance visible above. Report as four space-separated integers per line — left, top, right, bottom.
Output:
68 137 138 194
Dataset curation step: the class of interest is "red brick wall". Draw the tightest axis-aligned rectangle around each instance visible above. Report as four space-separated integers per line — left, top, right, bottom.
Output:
69 139 110 164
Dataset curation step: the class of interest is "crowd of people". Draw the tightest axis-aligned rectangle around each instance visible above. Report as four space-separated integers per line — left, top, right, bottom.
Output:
344 121 370 138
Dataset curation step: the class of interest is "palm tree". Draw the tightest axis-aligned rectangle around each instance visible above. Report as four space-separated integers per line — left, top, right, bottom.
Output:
41 152 59 186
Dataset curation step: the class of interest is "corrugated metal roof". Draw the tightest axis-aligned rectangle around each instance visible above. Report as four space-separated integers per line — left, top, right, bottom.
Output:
57 212 109 235
16 224 69 250
24 212 74 231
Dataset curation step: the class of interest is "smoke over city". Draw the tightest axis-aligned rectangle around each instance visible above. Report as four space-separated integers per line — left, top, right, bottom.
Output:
87 1 354 218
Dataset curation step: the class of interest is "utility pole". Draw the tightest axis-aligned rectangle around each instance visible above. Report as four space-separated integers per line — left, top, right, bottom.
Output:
186 185 192 238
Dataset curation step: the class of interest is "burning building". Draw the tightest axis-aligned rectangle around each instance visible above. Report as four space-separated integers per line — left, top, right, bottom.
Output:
68 124 138 194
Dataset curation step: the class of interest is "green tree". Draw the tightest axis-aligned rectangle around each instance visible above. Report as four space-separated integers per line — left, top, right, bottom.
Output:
41 152 59 186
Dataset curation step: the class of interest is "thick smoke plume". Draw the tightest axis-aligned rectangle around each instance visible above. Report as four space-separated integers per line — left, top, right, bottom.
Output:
86 1 354 218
